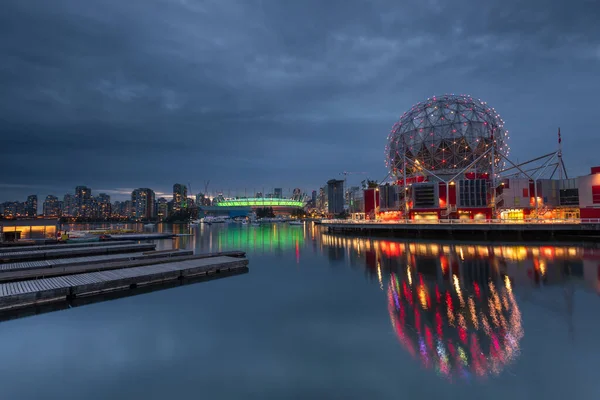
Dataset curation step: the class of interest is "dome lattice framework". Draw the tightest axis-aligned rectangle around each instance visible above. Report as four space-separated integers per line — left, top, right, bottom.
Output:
386 94 510 179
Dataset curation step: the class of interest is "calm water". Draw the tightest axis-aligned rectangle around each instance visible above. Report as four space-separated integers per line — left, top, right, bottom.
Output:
1 222 600 399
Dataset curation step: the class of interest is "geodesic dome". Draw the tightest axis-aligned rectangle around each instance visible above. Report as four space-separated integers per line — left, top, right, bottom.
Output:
385 94 509 179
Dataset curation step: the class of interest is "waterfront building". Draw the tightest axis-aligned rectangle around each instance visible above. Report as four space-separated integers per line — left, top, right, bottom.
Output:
62 194 76 217
43 195 60 217
156 197 169 221
316 186 327 213
0 218 58 242
1 201 22 218
196 193 208 207
347 186 363 217
311 190 317 205
364 188 380 219
172 183 187 211
75 186 92 218
202 197 303 217
123 200 133 218
371 93 599 222
25 195 37 217
131 188 156 221
327 179 345 215
97 193 111 220
112 200 132 219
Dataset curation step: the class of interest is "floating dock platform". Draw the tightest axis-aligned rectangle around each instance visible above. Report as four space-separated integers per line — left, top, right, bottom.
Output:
106 233 175 241
0 249 193 280
0 240 137 251
322 220 600 241
0 237 249 319
0 243 157 262
0 255 248 312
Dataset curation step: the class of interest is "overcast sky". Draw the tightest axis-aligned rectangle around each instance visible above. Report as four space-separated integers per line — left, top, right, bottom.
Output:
1 0 599 202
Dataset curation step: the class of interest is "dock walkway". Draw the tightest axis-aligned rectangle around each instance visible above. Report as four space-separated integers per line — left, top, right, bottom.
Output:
0 243 156 262
108 233 174 240
0 240 137 251
0 249 193 273
0 250 245 282
0 256 248 310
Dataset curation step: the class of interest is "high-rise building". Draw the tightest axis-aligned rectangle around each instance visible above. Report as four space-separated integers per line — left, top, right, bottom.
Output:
43 195 60 217
347 186 362 214
255 192 263 198
97 193 111 220
317 187 327 212
1 201 19 218
274 188 283 199
327 179 345 214
292 188 302 201
123 200 133 219
25 195 37 217
62 194 77 217
312 190 317 204
173 183 187 212
131 188 156 220
75 186 92 218
156 197 169 221
196 193 211 207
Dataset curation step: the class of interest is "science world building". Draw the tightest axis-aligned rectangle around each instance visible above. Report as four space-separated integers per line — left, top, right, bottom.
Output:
364 94 599 221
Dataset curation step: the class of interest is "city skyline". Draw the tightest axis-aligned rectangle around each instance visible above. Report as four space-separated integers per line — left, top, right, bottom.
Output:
0 183 318 216
1 0 599 202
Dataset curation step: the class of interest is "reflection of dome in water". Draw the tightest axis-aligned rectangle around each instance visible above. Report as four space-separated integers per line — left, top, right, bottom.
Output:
388 272 523 380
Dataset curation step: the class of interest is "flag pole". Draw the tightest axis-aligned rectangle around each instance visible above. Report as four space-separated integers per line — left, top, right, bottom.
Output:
558 127 563 180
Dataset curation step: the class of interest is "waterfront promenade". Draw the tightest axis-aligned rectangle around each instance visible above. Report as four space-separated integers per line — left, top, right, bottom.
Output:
322 218 600 241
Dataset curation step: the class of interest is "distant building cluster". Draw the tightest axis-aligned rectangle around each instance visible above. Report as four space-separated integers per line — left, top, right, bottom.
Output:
0 184 316 221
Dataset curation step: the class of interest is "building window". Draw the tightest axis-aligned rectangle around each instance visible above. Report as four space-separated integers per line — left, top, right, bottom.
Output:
559 189 579 206
413 184 436 208
592 186 600 204
459 179 487 207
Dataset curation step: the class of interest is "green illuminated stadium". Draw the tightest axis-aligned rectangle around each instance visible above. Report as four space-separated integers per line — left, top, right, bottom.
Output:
215 198 304 208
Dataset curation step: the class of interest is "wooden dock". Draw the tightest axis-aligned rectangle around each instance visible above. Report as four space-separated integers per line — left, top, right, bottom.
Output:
0 250 244 282
107 233 175 240
0 255 248 311
0 249 192 274
0 240 137 251
0 243 157 262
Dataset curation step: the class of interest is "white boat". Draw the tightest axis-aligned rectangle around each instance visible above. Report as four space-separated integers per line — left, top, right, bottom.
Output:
144 223 156 227
203 216 227 224
66 231 89 238
241 220 248 225
288 220 303 226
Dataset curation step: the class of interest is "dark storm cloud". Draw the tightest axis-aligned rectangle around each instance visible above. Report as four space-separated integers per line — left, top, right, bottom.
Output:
0 0 599 201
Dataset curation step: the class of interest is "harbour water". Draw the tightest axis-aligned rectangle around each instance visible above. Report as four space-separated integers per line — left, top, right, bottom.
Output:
0 222 599 399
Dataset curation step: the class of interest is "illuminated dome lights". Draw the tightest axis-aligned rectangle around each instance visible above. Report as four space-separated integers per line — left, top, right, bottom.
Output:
387 273 523 381
385 94 510 178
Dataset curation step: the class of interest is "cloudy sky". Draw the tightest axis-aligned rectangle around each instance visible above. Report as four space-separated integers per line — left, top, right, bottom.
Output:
1 0 599 202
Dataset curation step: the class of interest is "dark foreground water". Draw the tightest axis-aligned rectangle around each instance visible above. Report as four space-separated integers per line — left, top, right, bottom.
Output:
1 222 600 399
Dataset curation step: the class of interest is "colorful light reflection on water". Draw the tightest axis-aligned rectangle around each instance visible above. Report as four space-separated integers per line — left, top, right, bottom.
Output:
387 270 523 381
